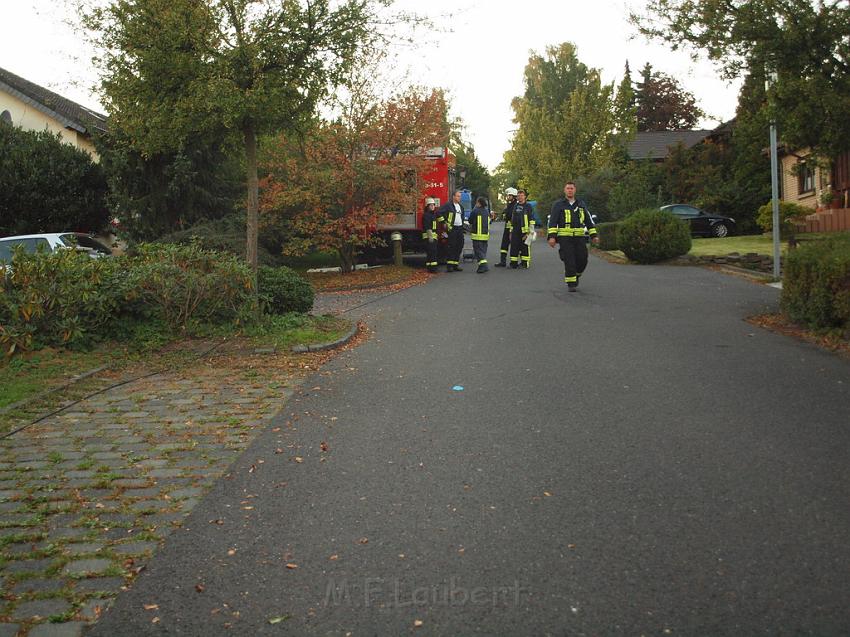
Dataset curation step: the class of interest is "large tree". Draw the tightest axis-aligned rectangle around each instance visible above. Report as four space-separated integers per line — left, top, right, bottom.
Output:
83 0 400 271
635 63 704 131
507 43 619 206
632 0 850 157
260 85 448 272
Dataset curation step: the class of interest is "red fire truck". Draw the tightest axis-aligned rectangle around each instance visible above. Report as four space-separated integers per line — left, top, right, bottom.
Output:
370 146 457 258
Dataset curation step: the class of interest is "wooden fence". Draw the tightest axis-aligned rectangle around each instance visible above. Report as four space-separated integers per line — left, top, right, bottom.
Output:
796 207 850 234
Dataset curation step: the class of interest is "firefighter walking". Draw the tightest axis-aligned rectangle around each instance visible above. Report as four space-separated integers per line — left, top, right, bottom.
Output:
509 189 534 269
438 189 465 272
495 187 517 267
548 181 598 291
468 196 490 273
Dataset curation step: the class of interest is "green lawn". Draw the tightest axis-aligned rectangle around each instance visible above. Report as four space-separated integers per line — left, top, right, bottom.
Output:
690 231 850 257
689 234 786 257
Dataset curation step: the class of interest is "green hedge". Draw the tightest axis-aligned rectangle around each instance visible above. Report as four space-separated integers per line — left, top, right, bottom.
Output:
0 242 260 356
258 266 314 314
781 234 850 333
618 208 692 264
756 201 810 237
595 222 621 251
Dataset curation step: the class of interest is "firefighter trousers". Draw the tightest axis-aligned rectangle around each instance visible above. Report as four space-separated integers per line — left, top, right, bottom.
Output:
509 230 531 267
425 240 438 272
558 236 588 286
447 226 464 268
499 225 511 264
472 239 488 266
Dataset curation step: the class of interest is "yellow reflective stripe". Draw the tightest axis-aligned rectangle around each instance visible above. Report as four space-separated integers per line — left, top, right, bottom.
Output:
471 233 489 241
565 276 577 282
557 228 585 236
588 228 597 235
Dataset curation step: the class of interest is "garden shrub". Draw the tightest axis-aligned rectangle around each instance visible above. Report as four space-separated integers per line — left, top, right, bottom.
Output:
618 208 692 264
781 234 850 333
595 222 621 251
124 242 255 330
155 215 282 266
756 201 811 237
257 266 314 315
0 247 126 355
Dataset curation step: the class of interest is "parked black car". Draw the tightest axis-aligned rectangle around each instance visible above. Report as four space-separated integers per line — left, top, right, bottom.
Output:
660 204 736 238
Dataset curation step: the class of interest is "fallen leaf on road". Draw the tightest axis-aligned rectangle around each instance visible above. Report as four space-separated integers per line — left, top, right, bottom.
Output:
268 615 291 624
286 563 298 569
249 465 256 473
320 442 329 452
358 537 369 544
544 491 552 497
272 427 281 432
414 619 423 627
567 544 576 549
210 519 224 525
275 448 284 454
227 549 237 556
329 554 339 561
152 617 160 624
195 584 205 593
294 457 303 463
144 604 159 610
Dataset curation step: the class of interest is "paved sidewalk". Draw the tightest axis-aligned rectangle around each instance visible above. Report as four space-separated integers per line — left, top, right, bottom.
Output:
0 349 318 636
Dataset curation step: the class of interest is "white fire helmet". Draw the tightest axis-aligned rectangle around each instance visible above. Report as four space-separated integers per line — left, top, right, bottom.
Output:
425 197 436 206
504 187 518 197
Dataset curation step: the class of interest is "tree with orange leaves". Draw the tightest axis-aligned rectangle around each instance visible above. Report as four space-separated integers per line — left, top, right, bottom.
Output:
261 78 450 273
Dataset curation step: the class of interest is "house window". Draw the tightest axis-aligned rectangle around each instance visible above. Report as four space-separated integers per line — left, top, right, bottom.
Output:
798 160 815 194
0 110 11 125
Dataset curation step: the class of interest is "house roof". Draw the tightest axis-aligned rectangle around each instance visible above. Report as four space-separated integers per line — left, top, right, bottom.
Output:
0 66 107 136
627 129 713 160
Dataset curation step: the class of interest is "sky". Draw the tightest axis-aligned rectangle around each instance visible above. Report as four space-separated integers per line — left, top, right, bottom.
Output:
1 0 742 171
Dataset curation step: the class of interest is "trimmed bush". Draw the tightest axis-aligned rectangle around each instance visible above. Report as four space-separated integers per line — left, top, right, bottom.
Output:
258 266 315 315
124 242 256 330
595 222 621 251
756 201 810 237
0 248 126 355
781 234 850 333
618 208 692 264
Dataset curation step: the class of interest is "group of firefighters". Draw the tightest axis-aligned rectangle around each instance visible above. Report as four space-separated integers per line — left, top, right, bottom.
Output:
421 181 600 291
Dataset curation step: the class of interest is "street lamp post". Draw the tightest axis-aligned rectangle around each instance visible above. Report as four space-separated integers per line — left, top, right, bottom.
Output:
766 70 781 282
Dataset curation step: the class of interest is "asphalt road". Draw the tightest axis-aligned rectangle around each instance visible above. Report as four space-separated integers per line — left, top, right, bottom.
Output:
90 232 850 636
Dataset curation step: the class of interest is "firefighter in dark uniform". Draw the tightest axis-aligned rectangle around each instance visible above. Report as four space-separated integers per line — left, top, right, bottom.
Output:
468 196 490 273
548 181 598 291
421 197 442 273
438 189 464 271
495 187 517 267
509 188 534 269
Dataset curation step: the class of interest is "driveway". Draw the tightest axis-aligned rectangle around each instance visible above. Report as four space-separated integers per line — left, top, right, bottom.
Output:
89 235 850 635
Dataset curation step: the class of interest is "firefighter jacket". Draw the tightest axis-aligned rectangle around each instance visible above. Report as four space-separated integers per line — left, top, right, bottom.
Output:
502 201 517 229
421 208 444 240
548 198 597 238
439 201 464 228
511 202 533 235
468 207 490 240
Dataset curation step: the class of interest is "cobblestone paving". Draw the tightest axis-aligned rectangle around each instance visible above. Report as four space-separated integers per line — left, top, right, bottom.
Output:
0 350 319 636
